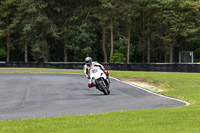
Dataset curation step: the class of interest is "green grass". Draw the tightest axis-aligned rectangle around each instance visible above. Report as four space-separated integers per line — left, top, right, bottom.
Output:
0 68 83 74
0 70 83 74
1 68 200 133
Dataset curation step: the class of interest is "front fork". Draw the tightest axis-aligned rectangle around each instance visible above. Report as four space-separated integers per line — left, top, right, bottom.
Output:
94 78 108 90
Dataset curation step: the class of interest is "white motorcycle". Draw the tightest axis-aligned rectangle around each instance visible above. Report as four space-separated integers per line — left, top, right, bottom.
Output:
89 67 110 95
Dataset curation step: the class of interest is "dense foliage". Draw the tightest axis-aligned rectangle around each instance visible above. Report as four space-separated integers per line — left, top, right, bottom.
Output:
0 0 200 63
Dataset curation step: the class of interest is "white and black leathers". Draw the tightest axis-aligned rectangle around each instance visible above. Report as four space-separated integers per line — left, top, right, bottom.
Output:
83 62 105 79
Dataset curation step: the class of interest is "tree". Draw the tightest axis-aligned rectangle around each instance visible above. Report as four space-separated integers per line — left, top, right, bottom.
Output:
116 0 140 63
0 0 20 62
155 0 200 63
18 0 59 62
92 0 110 62
1 0 200 63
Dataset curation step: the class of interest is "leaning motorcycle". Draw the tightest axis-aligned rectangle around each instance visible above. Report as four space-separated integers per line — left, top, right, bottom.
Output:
89 67 110 95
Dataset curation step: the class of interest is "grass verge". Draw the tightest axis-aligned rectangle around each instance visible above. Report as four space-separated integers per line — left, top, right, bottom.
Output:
0 68 200 133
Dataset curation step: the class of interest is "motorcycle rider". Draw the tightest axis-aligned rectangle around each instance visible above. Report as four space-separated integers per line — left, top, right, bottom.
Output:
83 57 110 88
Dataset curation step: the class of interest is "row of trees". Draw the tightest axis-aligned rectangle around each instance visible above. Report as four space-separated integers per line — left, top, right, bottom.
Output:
0 0 200 63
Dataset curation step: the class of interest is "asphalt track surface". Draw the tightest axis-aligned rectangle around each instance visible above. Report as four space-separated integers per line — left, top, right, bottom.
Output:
0 73 187 120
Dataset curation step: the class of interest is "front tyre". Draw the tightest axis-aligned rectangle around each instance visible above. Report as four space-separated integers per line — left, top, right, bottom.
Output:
98 82 109 95
107 89 110 94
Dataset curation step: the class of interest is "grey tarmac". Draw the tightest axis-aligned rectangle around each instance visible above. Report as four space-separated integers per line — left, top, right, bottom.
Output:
0 73 186 120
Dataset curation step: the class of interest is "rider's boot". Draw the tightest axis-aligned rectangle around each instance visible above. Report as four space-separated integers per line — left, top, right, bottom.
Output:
88 82 94 88
107 77 111 83
104 71 111 83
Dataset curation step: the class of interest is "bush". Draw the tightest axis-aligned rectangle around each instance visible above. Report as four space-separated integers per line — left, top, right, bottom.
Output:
110 53 126 63
194 48 200 62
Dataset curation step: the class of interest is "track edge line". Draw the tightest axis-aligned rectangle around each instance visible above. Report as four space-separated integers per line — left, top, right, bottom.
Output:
110 77 190 106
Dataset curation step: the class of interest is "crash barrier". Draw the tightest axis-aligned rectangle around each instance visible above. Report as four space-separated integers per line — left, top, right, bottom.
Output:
0 62 200 73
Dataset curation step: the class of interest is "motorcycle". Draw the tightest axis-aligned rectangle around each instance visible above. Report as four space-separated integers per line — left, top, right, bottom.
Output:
89 67 110 95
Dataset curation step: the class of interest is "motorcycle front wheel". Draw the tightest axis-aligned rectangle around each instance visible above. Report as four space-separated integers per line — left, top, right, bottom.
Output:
98 82 110 95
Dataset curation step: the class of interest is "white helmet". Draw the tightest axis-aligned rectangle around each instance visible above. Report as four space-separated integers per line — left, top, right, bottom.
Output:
85 57 92 66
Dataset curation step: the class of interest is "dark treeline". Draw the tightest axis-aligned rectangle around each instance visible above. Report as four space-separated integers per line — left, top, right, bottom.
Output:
0 0 200 63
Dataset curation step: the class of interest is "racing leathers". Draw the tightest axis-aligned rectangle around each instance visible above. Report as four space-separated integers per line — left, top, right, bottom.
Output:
83 62 109 87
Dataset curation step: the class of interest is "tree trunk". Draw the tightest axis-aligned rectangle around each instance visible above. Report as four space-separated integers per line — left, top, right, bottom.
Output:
64 16 68 62
45 40 48 62
147 17 151 63
110 18 114 61
142 12 145 63
64 44 67 62
6 32 10 62
25 42 28 62
41 32 46 62
169 36 176 63
164 52 168 63
102 22 107 62
169 45 173 63
6 17 10 62
159 47 162 62
127 24 131 63
147 38 150 63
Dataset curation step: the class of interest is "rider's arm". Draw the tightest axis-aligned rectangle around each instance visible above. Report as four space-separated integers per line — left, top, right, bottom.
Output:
83 65 90 78
94 62 105 71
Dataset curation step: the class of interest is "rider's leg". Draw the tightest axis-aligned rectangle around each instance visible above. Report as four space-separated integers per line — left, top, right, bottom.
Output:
88 83 93 88
104 71 111 83
88 79 93 88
